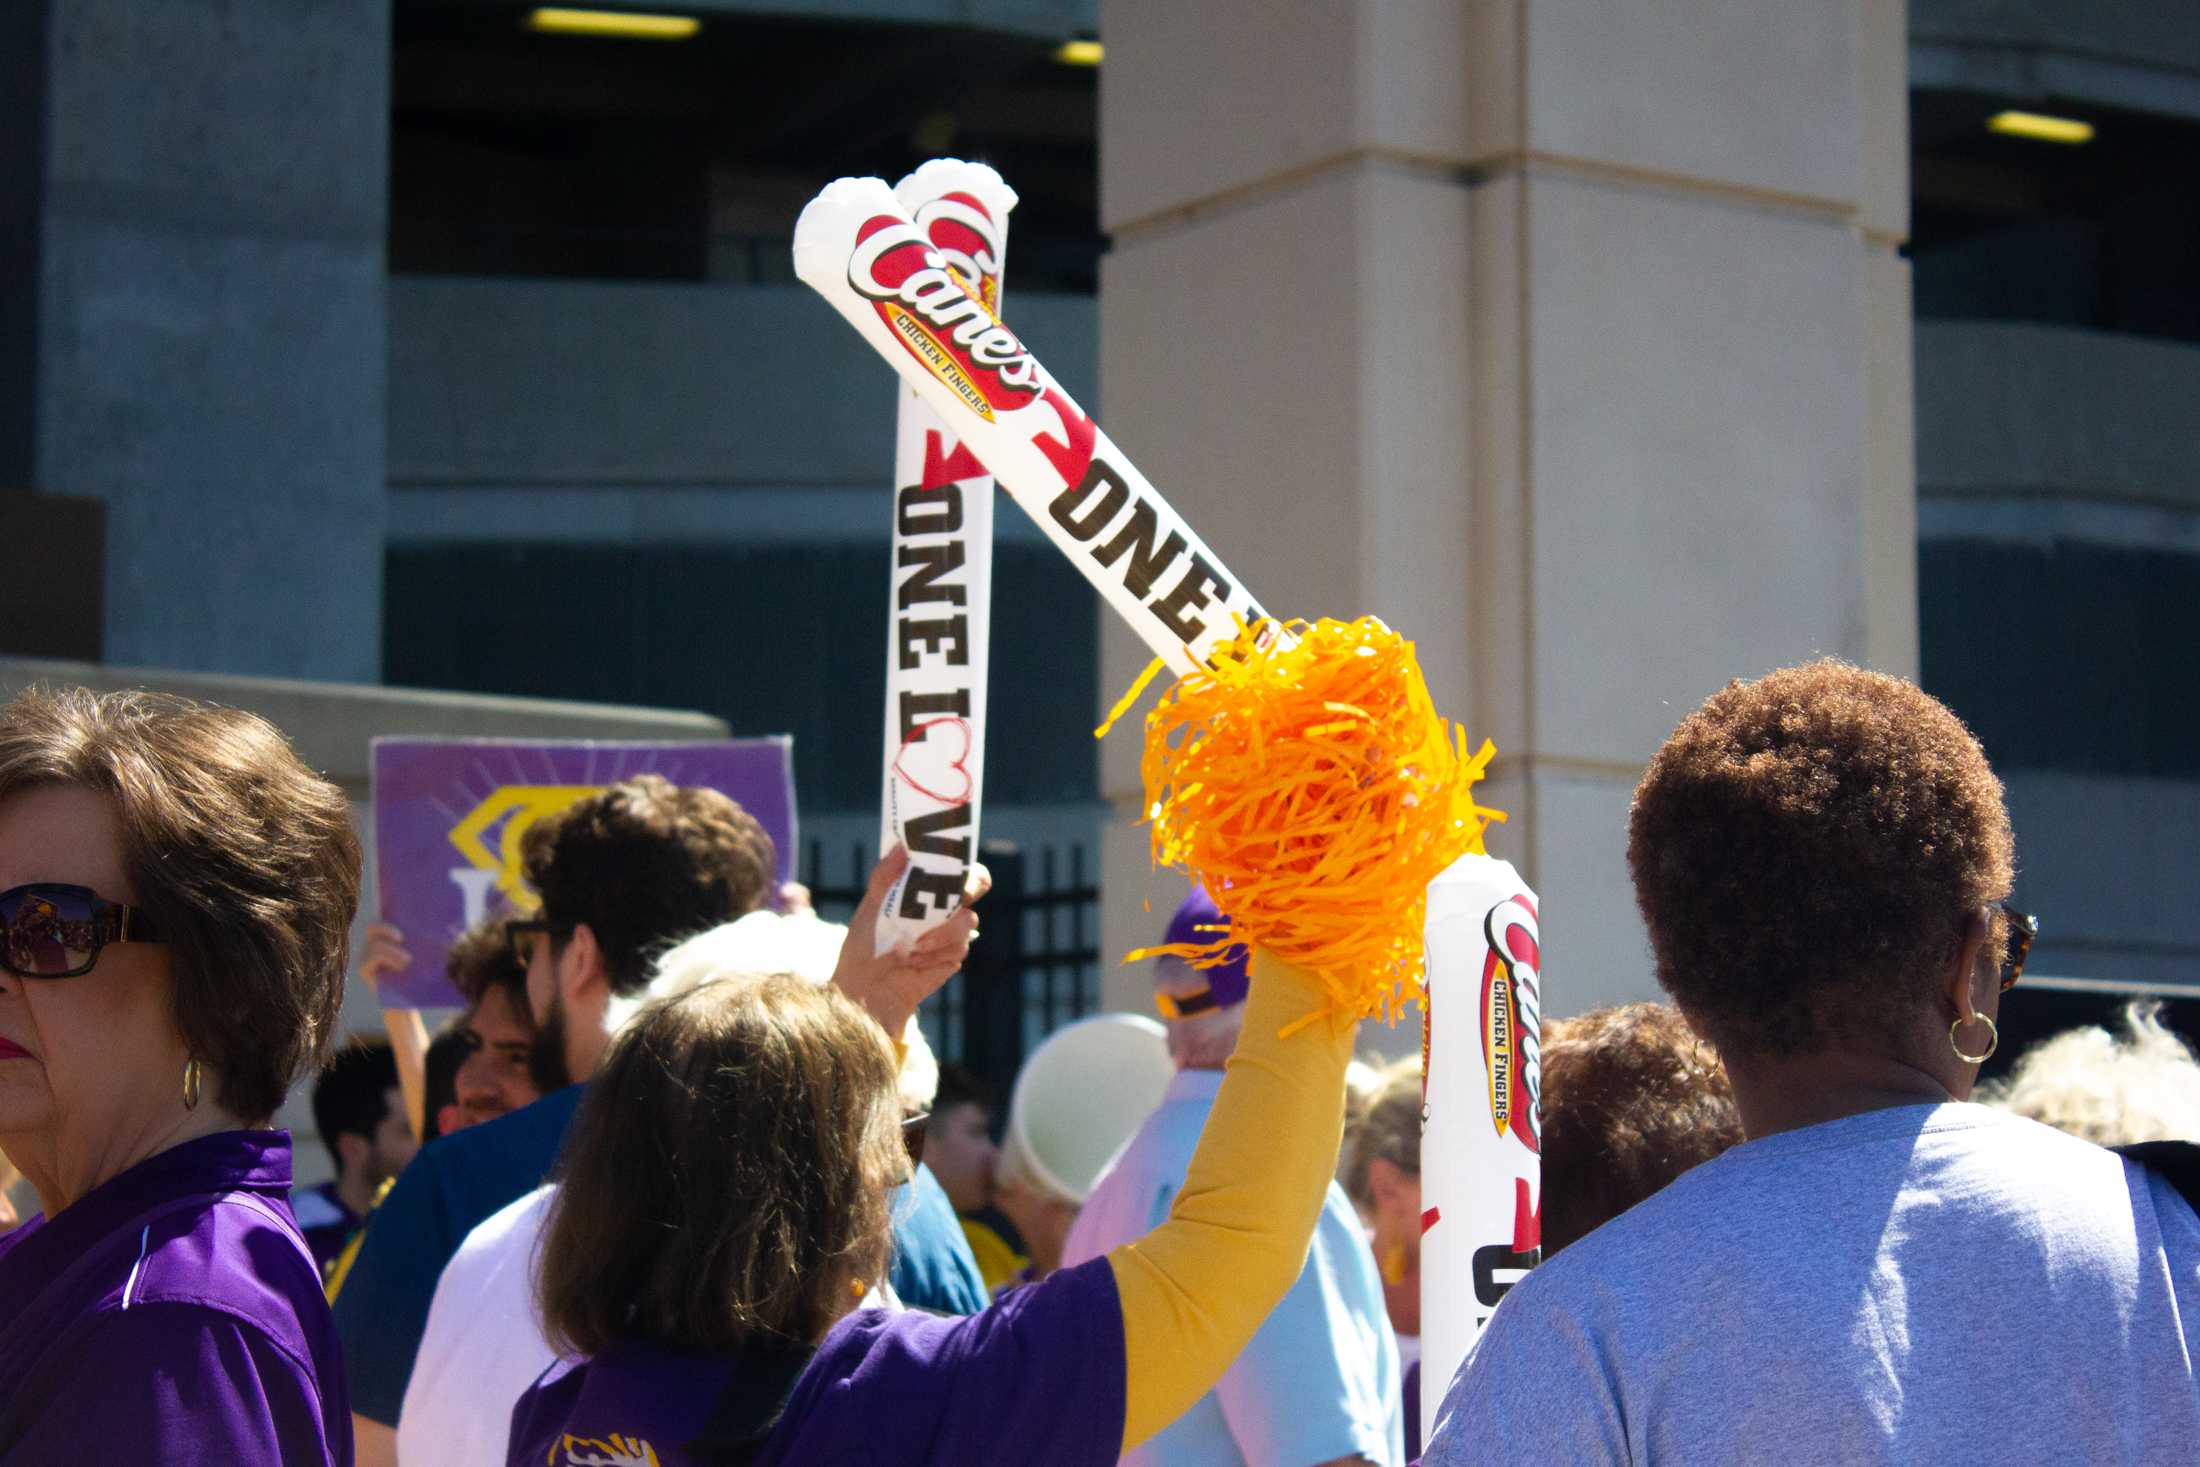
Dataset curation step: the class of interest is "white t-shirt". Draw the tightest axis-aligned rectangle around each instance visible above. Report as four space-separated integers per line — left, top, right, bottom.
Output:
1063 1067 1403 1467
396 1182 555 1467
1426 1102 2200 1466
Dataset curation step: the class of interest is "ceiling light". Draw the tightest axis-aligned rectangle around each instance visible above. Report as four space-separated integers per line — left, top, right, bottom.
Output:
1987 110 2094 145
1054 39 1103 66
526 8 701 41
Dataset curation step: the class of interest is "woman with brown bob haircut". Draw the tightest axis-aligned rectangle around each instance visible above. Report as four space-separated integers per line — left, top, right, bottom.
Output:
511 942 1361 1465
1426 660 2200 1465
0 687 361 1464
535 974 902 1365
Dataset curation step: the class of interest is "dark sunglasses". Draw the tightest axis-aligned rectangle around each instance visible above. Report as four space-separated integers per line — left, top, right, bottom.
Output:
1996 901 2037 993
902 1111 931 1170
0 882 164 979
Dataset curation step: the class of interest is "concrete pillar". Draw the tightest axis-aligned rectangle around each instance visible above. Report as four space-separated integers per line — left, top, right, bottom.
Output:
1097 0 1915 1023
6 0 390 682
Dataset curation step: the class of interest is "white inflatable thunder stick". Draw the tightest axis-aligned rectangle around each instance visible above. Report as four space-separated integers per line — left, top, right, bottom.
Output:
793 176 1269 675
1419 852 1542 1444
874 162 1015 953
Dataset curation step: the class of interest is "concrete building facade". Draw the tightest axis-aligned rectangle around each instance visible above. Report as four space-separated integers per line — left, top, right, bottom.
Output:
3 1 2194 1069
1095 1 1918 1030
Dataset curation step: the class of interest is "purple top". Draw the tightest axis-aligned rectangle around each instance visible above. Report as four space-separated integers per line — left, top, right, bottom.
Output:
508 1254 1126 1467
0 1130 352 1465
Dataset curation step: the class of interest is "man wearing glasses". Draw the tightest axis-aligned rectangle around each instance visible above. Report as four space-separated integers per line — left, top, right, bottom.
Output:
337 774 983 1467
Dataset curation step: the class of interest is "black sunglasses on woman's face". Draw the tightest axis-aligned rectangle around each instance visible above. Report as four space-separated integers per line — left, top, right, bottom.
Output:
0 882 163 979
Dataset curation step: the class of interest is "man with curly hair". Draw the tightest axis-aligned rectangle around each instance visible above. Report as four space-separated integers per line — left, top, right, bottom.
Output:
1426 659 2200 1465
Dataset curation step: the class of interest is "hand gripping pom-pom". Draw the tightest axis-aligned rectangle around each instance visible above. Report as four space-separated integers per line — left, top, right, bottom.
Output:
1097 617 1505 1032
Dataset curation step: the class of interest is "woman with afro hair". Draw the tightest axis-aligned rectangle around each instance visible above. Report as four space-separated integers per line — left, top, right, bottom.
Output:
1426 659 2200 1466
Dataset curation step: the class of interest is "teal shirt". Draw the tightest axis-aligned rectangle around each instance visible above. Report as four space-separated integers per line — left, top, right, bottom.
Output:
890 1163 989 1316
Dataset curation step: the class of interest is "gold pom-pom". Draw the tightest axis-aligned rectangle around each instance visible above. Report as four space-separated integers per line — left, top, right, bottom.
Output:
1098 617 1504 1029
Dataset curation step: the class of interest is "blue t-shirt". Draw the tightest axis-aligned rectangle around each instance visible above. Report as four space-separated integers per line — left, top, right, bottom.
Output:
1062 1068 1403 1466
1426 1103 2200 1466
332 1084 588 1425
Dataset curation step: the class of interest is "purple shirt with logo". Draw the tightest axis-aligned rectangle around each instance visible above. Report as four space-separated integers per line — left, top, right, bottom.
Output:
0 1130 351 1465
508 1254 1126 1467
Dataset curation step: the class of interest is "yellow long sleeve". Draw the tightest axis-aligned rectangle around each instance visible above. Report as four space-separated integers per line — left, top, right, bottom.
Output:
1105 951 1357 1452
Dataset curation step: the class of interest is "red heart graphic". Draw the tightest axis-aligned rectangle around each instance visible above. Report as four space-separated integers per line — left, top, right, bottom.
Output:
893 717 975 807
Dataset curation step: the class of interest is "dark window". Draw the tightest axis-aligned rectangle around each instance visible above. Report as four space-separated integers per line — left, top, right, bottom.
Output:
389 3 1101 292
1911 91 2200 344
1920 537 2200 777
384 539 1101 813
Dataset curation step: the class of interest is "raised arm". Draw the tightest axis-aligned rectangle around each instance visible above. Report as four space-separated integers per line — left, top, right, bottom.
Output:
1107 951 1357 1452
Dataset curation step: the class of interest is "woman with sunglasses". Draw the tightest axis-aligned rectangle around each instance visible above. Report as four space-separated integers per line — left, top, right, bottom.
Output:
1426 661 2200 1465
0 688 361 1464
506 933 1356 1465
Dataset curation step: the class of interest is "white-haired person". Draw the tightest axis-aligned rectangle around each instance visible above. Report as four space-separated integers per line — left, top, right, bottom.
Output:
1061 888 1401 1467
1982 1000 2200 1147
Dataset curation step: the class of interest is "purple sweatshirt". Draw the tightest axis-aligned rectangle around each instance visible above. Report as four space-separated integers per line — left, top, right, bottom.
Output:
508 1253 1126 1466
0 1130 351 1465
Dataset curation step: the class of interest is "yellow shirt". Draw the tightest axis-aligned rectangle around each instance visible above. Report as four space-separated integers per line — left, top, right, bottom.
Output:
959 1216 1031 1294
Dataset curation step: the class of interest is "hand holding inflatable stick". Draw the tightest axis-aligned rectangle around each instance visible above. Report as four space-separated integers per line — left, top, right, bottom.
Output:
795 171 1503 1029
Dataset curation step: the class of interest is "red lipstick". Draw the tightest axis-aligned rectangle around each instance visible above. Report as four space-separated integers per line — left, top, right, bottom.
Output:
0 1036 31 1061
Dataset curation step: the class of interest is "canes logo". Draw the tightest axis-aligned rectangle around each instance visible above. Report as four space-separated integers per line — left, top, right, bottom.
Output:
1480 894 1542 1155
849 215 1043 421
914 191 1005 312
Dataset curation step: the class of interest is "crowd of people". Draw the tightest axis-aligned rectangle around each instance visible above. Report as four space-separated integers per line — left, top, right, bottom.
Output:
0 661 2195 1464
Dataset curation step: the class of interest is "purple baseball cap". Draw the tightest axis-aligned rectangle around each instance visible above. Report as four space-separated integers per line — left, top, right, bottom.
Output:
1161 887 1252 1009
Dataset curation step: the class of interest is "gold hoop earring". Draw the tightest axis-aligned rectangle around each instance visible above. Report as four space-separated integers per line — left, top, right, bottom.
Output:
1950 1012 1998 1065
182 1057 202 1111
